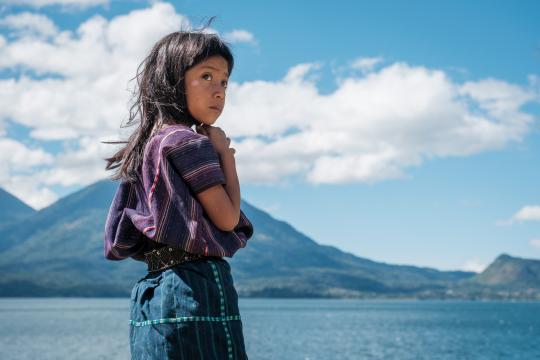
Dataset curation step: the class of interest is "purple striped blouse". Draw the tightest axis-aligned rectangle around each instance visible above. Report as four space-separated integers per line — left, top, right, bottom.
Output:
103 123 254 262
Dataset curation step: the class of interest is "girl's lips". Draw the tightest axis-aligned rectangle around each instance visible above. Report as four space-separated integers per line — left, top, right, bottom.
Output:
209 106 221 111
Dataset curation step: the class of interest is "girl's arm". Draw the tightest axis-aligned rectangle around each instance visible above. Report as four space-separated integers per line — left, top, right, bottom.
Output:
195 151 240 231
195 129 241 231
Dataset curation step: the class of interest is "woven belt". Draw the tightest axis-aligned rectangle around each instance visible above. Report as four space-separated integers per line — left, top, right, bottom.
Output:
143 246 207 273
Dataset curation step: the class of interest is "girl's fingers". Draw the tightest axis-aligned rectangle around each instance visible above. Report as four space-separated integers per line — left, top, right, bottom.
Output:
197 125 231 152
196 124 207 136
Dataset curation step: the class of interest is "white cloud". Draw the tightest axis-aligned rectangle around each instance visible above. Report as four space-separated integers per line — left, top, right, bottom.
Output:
529 74 540 96
0 138 54 168
0 138 55 209
3 0 108 9
0 12 58 38
222 29 256 45
38 136 112 187
510 205 540 223
2 174 58 209
530 239 540 248
0 2 190 208
0 2 538 209
224 62 538 185
351 56 384 74
0 3 189 142
460 258 488 273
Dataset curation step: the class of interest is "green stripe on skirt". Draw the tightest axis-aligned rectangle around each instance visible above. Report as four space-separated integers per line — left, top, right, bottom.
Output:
129 258 248 359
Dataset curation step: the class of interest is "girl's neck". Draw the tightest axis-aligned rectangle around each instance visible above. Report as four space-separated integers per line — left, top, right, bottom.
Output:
158 119 193 133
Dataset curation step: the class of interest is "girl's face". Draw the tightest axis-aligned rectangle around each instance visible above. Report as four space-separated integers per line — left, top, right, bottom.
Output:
184 55 229 126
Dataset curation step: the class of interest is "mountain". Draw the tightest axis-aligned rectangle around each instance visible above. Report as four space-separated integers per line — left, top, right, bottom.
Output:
227 201 473 298
0 187 36 229
444 254 540 299
0 181 538 299
471 253 540 289
0 180 147 296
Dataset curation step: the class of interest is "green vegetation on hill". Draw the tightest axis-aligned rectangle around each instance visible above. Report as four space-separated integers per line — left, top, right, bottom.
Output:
0 187 36 229
0 181 538 300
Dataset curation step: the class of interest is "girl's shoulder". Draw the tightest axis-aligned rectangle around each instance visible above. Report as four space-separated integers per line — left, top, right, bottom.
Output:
149 123 202 149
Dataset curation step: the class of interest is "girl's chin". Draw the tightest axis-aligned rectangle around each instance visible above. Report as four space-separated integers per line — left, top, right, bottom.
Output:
199 118 218 126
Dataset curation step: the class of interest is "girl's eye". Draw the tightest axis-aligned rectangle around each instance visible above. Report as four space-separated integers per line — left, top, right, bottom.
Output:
202 73 227 88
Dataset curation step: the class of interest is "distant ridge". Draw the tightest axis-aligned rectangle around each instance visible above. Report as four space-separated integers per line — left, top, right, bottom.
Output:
0 181 538 299
467 253 540 289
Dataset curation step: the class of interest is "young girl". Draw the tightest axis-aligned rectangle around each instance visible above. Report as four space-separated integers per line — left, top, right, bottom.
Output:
103 27 254 359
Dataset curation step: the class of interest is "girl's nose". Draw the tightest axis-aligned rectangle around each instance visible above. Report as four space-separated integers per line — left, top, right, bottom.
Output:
214 87 225 99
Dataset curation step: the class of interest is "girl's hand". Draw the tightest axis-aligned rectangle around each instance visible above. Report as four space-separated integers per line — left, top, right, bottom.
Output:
196 124 236 156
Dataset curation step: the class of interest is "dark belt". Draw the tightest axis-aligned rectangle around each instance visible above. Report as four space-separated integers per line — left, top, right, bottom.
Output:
143 246 211 273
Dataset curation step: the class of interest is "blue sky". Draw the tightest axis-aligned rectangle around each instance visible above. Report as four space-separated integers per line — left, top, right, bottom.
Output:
0 0 539 272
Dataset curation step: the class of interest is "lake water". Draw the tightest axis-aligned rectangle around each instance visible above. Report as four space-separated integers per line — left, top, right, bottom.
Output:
0 298 538 359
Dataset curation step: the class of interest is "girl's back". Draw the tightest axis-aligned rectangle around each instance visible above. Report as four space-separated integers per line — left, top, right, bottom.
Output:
103 26 254 359
104 122 253 260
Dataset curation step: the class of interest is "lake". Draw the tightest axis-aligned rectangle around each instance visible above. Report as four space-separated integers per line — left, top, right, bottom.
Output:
0 298 538 359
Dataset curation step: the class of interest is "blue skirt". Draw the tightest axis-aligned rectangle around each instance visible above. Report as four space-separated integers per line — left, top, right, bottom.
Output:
129 257 248 359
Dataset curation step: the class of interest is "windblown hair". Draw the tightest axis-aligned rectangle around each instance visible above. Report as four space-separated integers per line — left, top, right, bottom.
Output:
103 18 234 183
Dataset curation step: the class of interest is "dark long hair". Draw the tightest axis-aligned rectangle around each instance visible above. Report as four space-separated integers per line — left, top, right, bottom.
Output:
103 19 234 182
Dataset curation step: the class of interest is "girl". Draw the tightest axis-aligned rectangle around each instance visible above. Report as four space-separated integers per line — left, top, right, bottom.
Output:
103 25 254 360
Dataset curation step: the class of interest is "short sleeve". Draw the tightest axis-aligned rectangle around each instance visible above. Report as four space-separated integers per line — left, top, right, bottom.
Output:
167 135 226 194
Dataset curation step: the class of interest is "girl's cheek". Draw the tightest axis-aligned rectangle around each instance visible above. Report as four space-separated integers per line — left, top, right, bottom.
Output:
190 80 200 87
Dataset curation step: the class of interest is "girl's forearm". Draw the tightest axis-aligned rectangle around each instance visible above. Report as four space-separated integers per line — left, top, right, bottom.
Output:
218 151 241 224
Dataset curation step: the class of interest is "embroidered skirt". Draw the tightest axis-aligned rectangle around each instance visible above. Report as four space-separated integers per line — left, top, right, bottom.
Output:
129 257 248 359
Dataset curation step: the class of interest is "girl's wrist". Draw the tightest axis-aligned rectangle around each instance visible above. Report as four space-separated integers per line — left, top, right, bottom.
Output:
218 149 236 160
